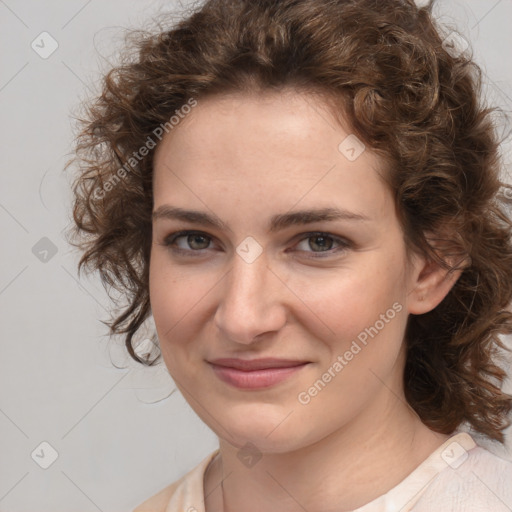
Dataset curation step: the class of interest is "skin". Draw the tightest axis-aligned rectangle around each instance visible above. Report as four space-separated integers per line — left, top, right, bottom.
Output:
148 89 461 512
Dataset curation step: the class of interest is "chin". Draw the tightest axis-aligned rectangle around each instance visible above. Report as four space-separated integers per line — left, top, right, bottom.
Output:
216 408 310 453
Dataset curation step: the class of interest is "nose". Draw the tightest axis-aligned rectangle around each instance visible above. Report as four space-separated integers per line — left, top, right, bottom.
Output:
214 253 287 345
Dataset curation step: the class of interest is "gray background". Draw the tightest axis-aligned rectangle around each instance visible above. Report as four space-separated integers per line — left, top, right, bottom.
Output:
0 1 511 511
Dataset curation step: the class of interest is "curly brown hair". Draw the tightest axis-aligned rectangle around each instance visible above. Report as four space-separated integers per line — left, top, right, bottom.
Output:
66 0 512 442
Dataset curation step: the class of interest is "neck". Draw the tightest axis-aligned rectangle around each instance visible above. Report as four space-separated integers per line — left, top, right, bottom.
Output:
204 370 449 512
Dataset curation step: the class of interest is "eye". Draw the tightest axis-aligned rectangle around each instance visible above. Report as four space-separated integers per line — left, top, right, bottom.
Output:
293 232 350 257
162 230 214 253
160 230 351 259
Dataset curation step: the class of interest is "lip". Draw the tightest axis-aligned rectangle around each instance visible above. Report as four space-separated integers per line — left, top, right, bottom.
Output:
208 358 310 389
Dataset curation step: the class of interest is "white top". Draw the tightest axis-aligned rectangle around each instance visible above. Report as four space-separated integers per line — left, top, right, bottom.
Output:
133 432 512 511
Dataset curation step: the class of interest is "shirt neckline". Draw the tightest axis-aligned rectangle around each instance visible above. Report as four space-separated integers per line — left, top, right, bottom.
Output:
351 431 477 511
166 431 477 512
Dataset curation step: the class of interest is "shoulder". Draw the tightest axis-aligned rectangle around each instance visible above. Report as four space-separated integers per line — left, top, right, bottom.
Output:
132 449 220 512
463 445 512 496
133 481 181 512
415 439 512 511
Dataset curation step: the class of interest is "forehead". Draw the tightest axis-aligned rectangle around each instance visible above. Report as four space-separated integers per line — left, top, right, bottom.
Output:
155 89 355 170
152 90 392 222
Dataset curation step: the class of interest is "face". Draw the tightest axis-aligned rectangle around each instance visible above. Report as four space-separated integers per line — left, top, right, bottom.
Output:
149 89 421 453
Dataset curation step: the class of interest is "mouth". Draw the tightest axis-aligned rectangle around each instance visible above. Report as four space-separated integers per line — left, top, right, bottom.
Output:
207 358 310 389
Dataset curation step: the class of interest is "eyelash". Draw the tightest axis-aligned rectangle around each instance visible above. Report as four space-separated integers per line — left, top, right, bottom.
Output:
160 230 351 258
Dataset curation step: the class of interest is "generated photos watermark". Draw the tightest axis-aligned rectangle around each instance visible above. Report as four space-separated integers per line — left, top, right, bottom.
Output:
298 301 403 405
93 97 197 200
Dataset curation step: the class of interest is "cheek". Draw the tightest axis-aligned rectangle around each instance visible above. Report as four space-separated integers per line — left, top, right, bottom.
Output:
148 253 218 359
149 253 188 346
288 254 408 343
294 263 409 416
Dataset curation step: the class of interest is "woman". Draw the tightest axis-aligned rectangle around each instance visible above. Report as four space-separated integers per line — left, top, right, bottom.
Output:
67 0 512 510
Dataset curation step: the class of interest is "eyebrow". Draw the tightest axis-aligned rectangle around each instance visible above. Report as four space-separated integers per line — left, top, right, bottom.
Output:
152 206 370 232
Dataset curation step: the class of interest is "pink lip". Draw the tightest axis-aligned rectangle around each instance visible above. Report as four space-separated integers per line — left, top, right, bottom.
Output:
208 358 309 389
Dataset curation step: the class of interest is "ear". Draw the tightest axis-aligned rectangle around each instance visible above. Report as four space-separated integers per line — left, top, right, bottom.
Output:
406 244 468 316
